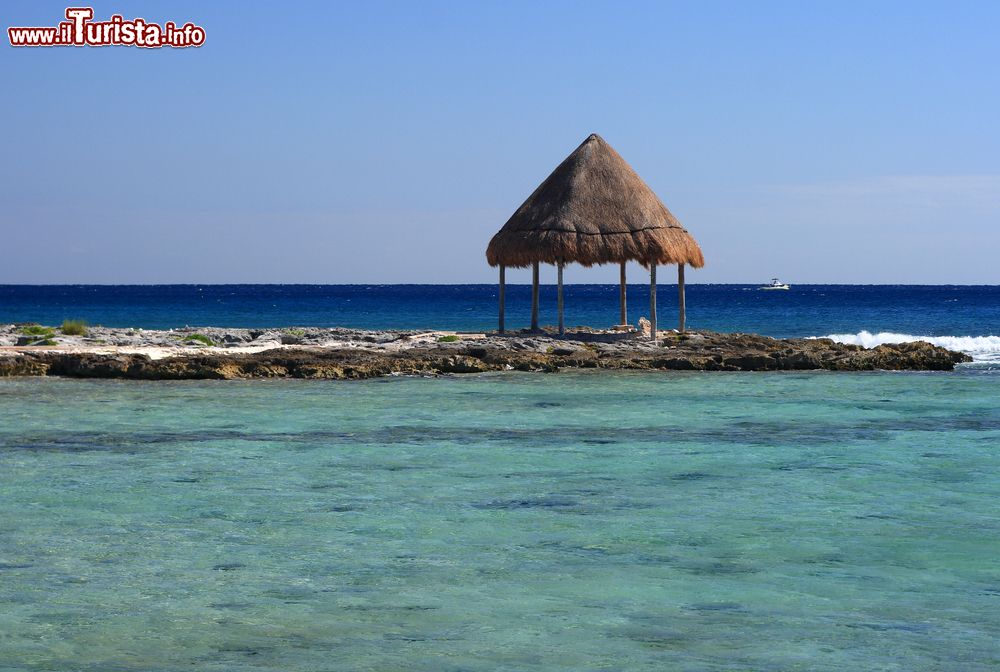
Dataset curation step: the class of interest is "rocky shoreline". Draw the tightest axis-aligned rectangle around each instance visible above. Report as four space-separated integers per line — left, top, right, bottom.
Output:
0 324 972 379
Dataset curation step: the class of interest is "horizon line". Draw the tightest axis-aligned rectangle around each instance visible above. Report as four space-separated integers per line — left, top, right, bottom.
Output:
2 282 999 288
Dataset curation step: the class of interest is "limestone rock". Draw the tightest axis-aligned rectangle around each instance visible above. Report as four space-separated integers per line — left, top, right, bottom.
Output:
0 327 972 379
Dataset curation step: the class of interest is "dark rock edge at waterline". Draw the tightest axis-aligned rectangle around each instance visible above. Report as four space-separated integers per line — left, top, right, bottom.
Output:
0 332 971 379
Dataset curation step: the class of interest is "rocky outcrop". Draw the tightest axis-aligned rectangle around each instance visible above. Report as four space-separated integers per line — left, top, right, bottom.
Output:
0 331 971 380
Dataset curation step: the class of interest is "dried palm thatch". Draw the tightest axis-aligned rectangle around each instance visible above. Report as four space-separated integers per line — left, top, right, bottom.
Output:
486 134 704 269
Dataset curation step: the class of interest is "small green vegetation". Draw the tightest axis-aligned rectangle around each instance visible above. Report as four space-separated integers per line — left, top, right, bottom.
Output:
21 325 55 337
437 335 460 343
283 328 306 336
37 338 57 346
183 333 215 346
661 333 687 346
61 319 88 336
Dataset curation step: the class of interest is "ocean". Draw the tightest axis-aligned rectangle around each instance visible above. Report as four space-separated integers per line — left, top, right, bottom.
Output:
2 285 999 670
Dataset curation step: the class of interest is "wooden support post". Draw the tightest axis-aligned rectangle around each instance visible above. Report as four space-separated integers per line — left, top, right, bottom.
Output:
498 265 505 334
619 261 627 326
677 263 686 334
557 260 564 336
531 260 540 332
649 263 657 341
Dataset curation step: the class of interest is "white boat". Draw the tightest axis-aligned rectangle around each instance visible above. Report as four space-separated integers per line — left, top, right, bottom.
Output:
760 278 790 290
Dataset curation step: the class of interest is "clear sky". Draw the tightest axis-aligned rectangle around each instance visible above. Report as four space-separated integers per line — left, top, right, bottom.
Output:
3 1 999 284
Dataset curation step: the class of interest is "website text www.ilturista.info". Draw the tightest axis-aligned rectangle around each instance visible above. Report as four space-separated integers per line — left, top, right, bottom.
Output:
8 7 205 48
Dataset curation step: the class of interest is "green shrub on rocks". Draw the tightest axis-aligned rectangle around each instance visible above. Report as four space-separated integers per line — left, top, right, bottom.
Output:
21 325 55 337
437 335 460 343
61 320 88 336
183 333 215 346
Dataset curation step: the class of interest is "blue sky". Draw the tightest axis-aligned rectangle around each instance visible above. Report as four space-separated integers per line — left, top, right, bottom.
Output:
3 1 998 283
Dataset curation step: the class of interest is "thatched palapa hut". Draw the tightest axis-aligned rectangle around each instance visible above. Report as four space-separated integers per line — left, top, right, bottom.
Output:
486 133 704 338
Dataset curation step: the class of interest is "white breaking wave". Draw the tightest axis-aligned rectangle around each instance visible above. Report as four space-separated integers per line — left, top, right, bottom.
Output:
812 331 1000 362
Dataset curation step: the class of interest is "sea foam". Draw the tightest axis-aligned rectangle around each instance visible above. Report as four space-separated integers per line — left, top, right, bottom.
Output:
814 331 1000 362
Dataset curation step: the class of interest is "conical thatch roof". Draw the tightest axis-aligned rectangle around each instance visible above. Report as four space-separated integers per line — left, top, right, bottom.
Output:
486 134 704 269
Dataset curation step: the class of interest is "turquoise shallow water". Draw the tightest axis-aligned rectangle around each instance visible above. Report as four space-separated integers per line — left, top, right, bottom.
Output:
1 371 999 671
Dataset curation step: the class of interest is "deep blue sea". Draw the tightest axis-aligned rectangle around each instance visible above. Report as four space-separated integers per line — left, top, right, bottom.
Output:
3 284 1000 360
